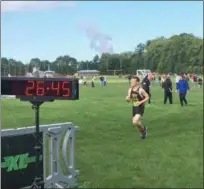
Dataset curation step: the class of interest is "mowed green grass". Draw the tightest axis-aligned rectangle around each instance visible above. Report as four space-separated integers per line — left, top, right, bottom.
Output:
2 79 203 188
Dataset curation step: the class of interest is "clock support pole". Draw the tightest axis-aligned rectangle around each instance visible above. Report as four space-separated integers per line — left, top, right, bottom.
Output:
30 101 44 189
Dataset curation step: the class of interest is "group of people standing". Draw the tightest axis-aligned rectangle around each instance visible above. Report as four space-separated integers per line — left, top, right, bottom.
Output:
145 72 190 106
189 73 203 88
81 75 107 88
162 73 189 106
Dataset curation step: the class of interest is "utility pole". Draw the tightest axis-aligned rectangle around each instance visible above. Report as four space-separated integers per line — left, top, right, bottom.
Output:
9 62 11 75
48 63 50 71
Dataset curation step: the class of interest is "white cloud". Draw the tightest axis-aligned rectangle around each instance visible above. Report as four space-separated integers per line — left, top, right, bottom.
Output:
1 1 77 13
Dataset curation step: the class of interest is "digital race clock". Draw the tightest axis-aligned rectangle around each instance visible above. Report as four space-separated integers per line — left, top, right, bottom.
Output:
1 76 79 189
1 77 79 101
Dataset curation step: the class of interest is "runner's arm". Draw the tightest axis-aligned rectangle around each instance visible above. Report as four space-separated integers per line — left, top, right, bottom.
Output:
126 88 132 102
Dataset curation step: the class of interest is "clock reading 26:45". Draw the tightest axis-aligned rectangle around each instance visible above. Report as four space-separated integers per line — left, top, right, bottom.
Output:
25 80 71 97
1 77 79 100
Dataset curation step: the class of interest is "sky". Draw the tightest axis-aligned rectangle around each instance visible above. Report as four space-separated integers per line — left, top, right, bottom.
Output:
1 1 203 63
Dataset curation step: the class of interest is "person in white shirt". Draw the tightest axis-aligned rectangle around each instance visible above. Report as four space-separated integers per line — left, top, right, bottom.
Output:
175 74 181 92
104 77 107 86
91 76 95 87
83 76 87 86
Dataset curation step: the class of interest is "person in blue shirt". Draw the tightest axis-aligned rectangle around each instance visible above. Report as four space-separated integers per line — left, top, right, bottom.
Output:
176 73 190 106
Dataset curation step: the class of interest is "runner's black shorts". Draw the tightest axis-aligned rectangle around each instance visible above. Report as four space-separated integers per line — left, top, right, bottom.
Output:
132 105 145 117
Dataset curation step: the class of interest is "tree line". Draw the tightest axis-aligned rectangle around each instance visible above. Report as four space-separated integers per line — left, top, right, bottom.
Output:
1 33 203 76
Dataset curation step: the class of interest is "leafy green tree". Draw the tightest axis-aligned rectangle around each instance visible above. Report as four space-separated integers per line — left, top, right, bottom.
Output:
1 33 203 75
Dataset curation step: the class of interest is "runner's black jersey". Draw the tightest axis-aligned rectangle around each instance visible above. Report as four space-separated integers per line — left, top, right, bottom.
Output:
130 87 144 106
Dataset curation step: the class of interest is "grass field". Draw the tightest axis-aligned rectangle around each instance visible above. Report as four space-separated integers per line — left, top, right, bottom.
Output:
2 78 203 188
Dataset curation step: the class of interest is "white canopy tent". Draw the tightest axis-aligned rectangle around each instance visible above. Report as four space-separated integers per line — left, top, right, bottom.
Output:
136 69 152 80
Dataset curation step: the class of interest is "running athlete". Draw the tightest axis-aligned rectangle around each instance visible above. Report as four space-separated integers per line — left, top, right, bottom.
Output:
126 76 149 139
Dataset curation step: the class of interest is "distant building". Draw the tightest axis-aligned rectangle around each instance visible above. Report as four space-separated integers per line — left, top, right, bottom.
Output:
77 70 100 77
26 66 55 78
44 70 55 78
32 66 40 77
25 72 34 77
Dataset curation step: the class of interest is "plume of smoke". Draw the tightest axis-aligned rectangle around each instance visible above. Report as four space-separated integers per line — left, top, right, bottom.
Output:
80 22 113 54
1 1 77 13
